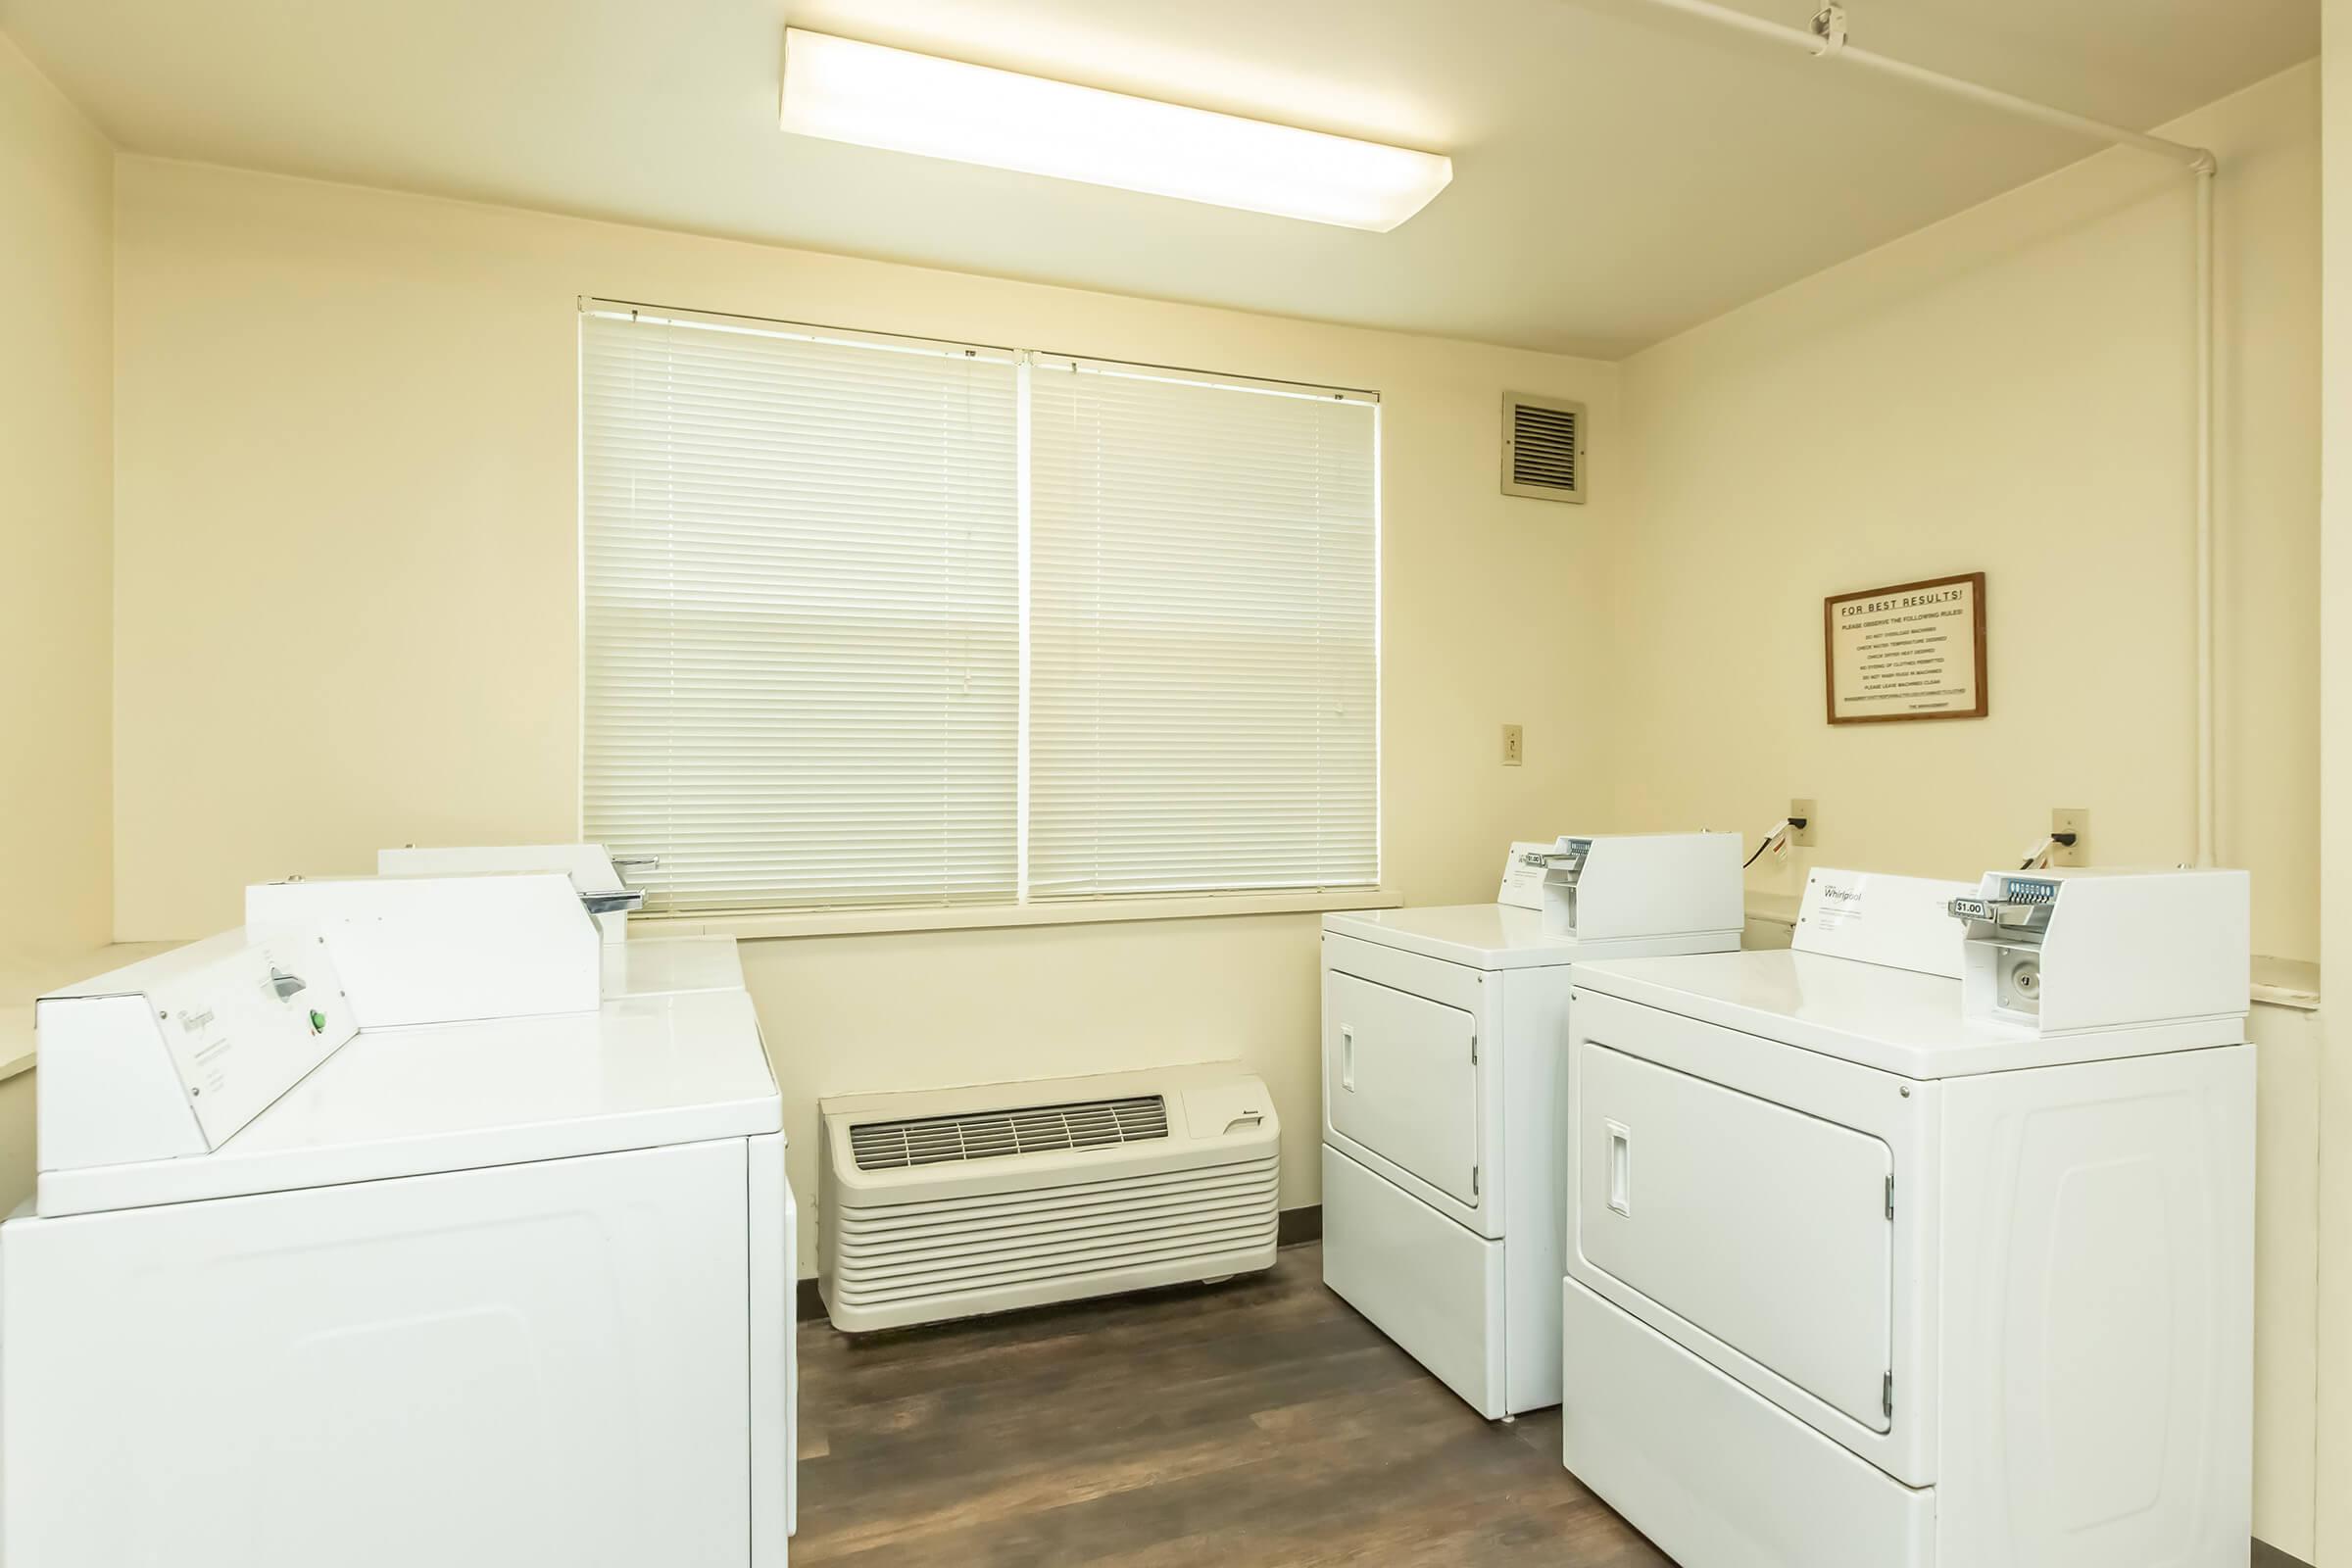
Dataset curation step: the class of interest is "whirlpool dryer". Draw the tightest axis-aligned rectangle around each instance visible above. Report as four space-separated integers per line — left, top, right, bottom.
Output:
1560 865 2254 1568
1320 832 1742 1418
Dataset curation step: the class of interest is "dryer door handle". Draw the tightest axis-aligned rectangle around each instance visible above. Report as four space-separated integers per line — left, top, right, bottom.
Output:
1340 1024 1355 1092
1606 1119 1633 1216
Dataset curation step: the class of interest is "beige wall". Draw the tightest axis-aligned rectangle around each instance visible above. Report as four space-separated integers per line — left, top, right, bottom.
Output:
0 1075 30 1218
2318 5 2352 1565
0 34 113 1213
0 37 112 972
1611 64 2324 1557
1610 64 2319 962
110 156 1621 1265
2250 1000 2325 1562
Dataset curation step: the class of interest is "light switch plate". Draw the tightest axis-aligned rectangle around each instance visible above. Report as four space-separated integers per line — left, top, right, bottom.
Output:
1502 724 1524 766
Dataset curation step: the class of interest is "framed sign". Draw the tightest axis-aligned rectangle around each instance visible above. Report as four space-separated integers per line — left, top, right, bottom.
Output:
1824 572 1987 724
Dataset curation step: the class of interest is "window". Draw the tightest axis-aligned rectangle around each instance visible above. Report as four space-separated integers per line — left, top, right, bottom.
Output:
581 301 1379 917
1027 357 1379 897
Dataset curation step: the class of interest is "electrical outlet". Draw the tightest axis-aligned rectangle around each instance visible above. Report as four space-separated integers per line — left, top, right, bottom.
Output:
1789 799 1817 847
2052 808 2088 867
1501 724 1524 767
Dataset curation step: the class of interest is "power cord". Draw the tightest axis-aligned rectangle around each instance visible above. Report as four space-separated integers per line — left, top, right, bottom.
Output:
2018 832 2079 871
1744 815 1808 870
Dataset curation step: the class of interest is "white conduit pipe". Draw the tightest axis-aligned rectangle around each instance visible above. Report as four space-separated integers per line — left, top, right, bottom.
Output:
1618 0 2221 864
2193 169 2216 868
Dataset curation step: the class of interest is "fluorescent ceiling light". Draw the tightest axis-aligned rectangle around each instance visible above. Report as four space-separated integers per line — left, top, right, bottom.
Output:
780 29 1452 233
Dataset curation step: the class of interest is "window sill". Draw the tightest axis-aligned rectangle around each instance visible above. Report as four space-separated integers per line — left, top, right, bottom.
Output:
2251 956 2320 1013
636 886 1403 943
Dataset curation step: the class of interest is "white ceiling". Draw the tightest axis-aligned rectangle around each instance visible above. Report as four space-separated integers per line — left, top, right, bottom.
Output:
0 0 2315 357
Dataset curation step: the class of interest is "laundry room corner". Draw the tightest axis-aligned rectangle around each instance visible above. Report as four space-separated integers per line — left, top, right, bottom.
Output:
1602 61 2320 961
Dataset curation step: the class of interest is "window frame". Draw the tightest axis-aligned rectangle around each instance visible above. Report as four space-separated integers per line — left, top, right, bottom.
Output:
578 298 1394 934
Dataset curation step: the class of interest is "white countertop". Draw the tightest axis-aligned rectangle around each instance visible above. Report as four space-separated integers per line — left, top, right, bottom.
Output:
2250 955 2321 1011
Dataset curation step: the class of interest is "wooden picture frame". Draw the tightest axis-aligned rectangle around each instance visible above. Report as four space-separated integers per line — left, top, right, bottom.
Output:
1824 571 1987 724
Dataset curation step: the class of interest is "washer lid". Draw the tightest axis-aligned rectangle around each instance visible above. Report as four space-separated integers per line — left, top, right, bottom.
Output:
1571 949 2240 1078
1323 904 1583 968
35 988 780 1217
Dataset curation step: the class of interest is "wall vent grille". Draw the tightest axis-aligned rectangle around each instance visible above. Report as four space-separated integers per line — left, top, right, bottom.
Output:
1503 392 1588 503
850 1095 1169 1170
828 1158 1280 1311
821 1065 1280 1332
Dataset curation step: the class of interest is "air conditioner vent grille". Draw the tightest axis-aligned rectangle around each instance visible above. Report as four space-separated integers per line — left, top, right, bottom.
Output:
821 1066 1279 1332
1503 392 1587 503
850 1095 1169 1171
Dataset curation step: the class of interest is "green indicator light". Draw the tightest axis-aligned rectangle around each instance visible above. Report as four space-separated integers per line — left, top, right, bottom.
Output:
309 1009 326 1035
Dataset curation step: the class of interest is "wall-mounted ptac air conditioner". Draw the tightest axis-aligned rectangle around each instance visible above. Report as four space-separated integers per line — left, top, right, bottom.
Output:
818 1063 1280 1333
1502 390 1587 503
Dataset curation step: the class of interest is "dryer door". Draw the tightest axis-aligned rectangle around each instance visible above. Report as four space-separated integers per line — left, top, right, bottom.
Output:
1325 971 1482 1209
1575 1042 1894 1433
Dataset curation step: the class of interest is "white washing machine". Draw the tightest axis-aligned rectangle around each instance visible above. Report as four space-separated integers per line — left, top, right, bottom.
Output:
1319 832 1742 1418
2 870 796 1568
1561 866 2254 1568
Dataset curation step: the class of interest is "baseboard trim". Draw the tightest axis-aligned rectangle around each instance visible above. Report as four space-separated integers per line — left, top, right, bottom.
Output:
2253 1540 2314 1568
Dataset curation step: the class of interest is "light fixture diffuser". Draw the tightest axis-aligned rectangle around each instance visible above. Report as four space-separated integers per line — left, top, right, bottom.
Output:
780 29 1452 232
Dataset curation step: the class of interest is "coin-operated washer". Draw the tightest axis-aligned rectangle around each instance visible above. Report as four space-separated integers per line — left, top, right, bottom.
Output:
1 870 795 1568
1318 831 1744 1419
1559 865 2254 1568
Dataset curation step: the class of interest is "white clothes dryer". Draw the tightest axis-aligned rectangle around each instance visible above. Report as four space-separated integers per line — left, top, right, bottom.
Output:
1319 832 1743 1418
1560 866 2254 1568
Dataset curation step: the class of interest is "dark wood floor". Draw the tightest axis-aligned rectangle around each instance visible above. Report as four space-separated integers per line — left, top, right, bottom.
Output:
795 1242 1674 1566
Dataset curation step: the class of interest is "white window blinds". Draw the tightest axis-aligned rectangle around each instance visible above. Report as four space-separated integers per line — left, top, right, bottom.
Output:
581 302 1379 916
1027 359 1379 898
581 305 1020 913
